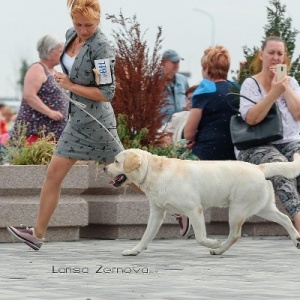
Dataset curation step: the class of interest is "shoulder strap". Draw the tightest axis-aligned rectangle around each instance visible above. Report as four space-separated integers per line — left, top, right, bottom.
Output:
36 62 49 75
250 77 262 95
225 93 257 113
225 77 259 112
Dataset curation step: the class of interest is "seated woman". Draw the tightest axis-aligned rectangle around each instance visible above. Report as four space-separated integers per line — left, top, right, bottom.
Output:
237 36 300 233
176 45 236 236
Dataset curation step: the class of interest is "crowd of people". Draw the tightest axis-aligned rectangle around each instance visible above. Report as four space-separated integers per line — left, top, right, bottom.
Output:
4 0 300 249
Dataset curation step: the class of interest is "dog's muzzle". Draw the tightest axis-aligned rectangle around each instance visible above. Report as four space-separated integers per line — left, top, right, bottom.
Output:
103 167 127 187
109 174 127 187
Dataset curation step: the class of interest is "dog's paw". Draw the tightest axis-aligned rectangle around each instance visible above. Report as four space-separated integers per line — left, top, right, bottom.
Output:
294 237 300 249
210 248 223 255
122 249 140 256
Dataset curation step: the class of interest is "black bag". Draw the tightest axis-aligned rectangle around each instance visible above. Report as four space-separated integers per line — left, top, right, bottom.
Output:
226 78 283 150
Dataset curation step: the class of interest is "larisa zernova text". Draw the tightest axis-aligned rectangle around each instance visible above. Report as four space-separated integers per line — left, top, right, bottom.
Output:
51 265 154 274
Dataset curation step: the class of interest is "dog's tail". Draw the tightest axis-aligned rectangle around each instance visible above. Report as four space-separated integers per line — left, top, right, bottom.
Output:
260 153 300 179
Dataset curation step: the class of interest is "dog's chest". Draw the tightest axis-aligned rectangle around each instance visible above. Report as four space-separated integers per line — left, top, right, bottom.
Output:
146 190 168 208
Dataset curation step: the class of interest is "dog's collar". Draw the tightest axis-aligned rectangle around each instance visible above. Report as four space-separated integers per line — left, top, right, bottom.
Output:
138 161 149 186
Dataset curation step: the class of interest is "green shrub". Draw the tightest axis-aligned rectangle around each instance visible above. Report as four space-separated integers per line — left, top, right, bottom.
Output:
117 114 173 157
4 123 56 165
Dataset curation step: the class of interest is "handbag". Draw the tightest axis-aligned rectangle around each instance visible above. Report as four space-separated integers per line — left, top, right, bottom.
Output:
225 78 283 150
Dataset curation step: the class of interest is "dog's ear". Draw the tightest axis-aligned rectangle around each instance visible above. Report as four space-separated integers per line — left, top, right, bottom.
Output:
123 152 142 173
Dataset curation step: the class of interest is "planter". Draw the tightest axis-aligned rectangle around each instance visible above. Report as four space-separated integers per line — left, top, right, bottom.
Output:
0 165 89 242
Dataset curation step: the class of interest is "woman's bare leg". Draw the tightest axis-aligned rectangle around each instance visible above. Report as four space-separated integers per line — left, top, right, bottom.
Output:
34 155 77 238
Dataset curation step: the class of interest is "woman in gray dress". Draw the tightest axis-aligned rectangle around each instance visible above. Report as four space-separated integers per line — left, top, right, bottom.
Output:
7 0 124 250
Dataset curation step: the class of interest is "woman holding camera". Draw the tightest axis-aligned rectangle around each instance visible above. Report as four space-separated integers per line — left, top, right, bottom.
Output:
237 36 300 232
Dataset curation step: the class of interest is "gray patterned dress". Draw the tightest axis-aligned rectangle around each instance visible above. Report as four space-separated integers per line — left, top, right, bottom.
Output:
54 27 123 164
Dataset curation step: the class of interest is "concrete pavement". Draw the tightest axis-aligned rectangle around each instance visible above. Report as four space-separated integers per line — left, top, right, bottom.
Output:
0 236 299 299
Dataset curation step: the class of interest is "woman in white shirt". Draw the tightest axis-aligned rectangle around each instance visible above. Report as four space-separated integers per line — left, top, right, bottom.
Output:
238 36 300 233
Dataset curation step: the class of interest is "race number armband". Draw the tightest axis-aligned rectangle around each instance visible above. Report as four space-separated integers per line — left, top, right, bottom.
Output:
93 58 114 85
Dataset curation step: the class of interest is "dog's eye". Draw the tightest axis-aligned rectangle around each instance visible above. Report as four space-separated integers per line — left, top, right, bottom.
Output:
115 159 118 164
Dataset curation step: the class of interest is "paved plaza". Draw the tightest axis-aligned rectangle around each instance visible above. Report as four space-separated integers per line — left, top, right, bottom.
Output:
0 236 299 299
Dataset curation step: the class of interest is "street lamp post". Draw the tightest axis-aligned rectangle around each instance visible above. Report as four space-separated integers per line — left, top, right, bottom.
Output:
193 8 215 46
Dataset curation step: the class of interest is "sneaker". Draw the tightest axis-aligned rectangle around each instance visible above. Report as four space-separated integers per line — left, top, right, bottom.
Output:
7 225 44 250
174 214 191 236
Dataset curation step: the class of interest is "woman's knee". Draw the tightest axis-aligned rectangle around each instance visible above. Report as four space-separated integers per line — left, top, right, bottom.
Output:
45 166 64 183
45 156 76 183
238 145 283 164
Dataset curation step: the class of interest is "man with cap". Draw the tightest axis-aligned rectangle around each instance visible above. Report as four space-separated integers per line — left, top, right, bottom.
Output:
161 49 189 126
160 50 190 237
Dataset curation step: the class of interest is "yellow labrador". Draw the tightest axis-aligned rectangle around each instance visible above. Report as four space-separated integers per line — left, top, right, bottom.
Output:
104 149 300 255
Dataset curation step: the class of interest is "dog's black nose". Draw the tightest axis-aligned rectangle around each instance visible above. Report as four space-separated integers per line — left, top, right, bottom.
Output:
103 166 107 172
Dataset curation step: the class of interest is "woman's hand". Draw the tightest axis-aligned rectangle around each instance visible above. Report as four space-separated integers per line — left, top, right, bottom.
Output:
47 110 64 121
270 71 289 99
185 140 196 149
55 72 74 91
54 71 104 101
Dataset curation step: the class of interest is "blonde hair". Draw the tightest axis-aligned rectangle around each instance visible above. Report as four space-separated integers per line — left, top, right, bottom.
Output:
250 36 290 74
201 45 230 80
67 0 101 21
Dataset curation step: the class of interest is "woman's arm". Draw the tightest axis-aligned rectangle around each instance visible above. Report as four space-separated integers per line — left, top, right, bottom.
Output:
56 74 105 102
241 76 286 125
184 108 202 148
244 91 278 125
283 78 300 120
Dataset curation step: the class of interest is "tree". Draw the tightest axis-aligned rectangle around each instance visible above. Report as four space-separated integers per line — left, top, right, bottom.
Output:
17 59 30 93
106 11 169 148
233 0 300 84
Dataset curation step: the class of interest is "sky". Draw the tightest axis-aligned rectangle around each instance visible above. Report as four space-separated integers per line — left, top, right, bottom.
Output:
1 0 300 99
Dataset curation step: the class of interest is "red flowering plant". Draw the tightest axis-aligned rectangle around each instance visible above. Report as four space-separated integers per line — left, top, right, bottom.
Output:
106 12 171 154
